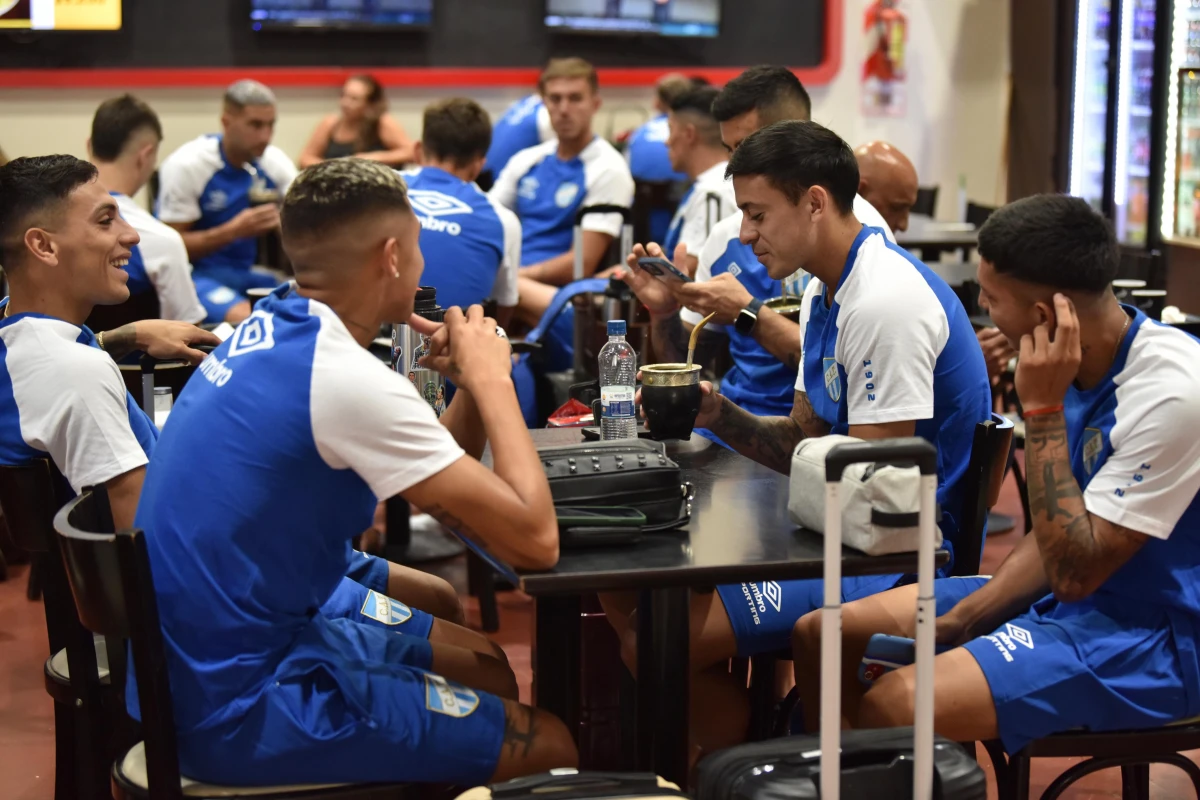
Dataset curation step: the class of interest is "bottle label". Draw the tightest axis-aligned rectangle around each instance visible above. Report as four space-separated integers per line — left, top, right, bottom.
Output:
601 386 635 419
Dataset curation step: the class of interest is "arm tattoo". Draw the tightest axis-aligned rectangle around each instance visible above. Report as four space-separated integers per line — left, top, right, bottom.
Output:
1024 411 1143 601
100 324 138 360
791 391 832 440
711 397 805 474
502 703 539 759
423 503 481 543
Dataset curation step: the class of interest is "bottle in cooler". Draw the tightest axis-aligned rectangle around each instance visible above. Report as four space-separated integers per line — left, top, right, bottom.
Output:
599 320 637 440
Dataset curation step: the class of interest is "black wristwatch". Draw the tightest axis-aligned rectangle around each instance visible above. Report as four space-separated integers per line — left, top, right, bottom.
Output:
734 297 765 335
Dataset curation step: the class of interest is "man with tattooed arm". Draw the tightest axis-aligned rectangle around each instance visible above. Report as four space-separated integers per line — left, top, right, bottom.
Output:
792 193 1200 748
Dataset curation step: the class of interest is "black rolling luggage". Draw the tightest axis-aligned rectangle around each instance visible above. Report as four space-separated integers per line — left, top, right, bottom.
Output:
455 771 685 800
696 439 987 800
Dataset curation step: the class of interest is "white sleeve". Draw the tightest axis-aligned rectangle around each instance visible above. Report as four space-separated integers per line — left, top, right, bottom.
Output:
680 221 724 326
536 104 554 143
1084 390 1200 539
580 159 635 238
137 227 207 323
16 348 148 493
155 152 208 225
794 278 821 393
260 146 299 194
836 278 945 424
490 204 522 307
488 148 533 211
310 330 465 501
678 186 737 257
853 194 896 243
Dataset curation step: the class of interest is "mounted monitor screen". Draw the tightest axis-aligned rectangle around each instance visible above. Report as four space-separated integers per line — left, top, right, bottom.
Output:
546 0 720 38
0 0 121 30
251 0 433 30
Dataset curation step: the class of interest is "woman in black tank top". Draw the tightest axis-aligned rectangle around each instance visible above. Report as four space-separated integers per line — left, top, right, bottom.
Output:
298 75 416 168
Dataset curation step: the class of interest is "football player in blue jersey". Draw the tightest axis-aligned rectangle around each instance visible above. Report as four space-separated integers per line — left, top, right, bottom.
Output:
624 73 694 244
132 157 575 786
89 95 208 324
604 122 990 758
490 58 635 327
482 94 552 186
793 193 1200 751
156 80 298 325
406 98 521 328
0 155 220 529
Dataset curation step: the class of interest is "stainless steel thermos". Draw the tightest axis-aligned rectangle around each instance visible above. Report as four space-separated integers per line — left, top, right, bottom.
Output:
392 287 448 417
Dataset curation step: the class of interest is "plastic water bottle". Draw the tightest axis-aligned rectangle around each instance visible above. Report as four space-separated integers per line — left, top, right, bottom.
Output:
599 320 637 440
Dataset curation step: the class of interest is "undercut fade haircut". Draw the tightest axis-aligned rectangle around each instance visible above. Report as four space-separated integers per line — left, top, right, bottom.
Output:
224 79 277 112
655 73 696 108
91 94 163 162
669 85 724 149
282 158 411 247
422 98 492 168
539 57 599 94
726 121 858 214
978 194 1119 294
711 65 811 125
0 155 98 272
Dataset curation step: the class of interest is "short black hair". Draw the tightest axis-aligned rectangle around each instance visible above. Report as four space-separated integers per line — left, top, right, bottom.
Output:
422 98 492 168
669 85 723 148
978 194 1119 293
91 94 163 162
0 155 98 271
711 65 811 125
726 121 858 214
282 158 411 247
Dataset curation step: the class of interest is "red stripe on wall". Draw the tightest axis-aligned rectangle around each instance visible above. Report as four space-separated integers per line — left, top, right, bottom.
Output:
0 0 842 89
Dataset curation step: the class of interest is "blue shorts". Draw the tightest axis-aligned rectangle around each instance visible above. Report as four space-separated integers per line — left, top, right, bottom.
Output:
936 578 1199 753
321 577 434 639
344 549 391 594
717 573 908 657
193 268 280 323
177 617 506 786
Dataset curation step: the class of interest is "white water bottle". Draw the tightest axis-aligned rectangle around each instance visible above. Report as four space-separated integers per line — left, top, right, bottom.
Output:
599 320 637 440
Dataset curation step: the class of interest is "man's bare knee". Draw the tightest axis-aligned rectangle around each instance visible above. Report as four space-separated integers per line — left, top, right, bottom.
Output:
792 611 821 659
858 670 915 730
491 702 579 781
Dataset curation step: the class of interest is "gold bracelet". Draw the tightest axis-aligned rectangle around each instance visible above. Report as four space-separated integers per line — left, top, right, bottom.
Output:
97 330 106 351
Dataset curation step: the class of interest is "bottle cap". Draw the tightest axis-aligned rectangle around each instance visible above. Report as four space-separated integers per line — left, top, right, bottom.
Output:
607 320 627 336
153 387 171 395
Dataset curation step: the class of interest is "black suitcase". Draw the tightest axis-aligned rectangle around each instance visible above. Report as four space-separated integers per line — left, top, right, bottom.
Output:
456 770 686 800
697 439 987 800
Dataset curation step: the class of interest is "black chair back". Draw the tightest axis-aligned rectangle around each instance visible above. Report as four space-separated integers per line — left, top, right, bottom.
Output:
912 186 939 217
55 491 185 800
1117 248 1165 290
952 414 1015 577
966 202 998 229
631 179 681 245
86 288 163 335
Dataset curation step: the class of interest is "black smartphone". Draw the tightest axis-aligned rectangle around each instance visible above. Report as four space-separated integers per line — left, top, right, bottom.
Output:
636 257 693 284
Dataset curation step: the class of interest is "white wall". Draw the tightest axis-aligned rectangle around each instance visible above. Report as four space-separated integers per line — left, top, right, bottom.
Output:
0 0 1009 219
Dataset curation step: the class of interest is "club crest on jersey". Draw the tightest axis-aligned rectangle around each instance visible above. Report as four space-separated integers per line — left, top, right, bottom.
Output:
518 176 540 200
202 190 229 213
407 190 474 218
425 674 480 718
823 357 842 403
227 312 276 357
555 182 580 208
359 590 413 626
1081 428 1104 476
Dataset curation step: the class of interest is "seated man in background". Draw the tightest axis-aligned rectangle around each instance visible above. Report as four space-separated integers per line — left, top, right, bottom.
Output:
622 66 895 423
133 158 575 786
490 58 635 328
792 194 1200 750
625 73 694 244
604 122 990 757
854 140 919 235
88 94 207 324
156 79 298 324
660 84 737 275
404 98 520 328
0 155 218 529
482 93 551 189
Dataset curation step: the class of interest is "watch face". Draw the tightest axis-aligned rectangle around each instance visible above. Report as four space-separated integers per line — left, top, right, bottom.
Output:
735 310 756 334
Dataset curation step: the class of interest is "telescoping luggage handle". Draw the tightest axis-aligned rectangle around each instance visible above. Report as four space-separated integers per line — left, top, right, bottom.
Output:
821 438 939 800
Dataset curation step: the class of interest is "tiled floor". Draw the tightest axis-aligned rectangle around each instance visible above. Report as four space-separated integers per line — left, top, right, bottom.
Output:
2 473 1198 798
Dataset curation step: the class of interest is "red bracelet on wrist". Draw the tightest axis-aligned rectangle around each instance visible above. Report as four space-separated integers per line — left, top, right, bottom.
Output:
1023 404 1064 418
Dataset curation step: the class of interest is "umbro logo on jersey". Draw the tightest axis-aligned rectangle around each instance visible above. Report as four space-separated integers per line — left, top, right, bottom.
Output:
407 190 474 218
228 312 276 358
518 176 540 200
202 190 229 213
727 263 742 277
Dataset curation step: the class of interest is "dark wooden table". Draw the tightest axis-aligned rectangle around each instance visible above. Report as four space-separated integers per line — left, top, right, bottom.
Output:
472 428 945 788
897 220 978 259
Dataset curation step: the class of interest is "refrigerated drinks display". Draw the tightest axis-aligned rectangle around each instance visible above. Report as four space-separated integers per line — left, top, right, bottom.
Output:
1115 0 1158 243
1069 0 1114 210
1162 0 1200 241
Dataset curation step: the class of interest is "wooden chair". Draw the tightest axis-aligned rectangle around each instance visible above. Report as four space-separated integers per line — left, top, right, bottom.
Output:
0 462 121 800
53 489 413 800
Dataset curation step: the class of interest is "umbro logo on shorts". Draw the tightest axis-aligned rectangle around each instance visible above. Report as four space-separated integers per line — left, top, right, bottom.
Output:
984 622 1036 663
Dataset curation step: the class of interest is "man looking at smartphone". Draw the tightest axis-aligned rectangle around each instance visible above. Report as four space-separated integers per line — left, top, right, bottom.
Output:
791 193 1200 751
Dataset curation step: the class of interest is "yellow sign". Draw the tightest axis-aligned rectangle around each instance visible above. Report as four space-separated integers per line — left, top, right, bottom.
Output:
54 0 121 30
